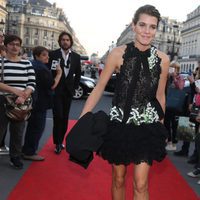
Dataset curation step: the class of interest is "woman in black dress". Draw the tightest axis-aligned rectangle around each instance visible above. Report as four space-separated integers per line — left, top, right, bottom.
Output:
80 5 169 200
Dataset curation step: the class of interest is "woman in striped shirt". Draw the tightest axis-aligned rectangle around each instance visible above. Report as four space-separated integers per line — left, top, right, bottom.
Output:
0 35 35 169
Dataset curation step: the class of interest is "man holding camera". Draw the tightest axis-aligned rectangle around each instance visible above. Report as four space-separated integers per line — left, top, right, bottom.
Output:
48 31 81 154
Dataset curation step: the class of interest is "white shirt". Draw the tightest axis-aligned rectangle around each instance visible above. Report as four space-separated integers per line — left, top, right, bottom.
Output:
61 48 71 77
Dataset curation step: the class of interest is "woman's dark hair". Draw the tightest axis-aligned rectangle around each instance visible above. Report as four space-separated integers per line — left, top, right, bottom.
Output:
32 46 48 60
132 5 161 26
4 34 22 46
58 31 73 48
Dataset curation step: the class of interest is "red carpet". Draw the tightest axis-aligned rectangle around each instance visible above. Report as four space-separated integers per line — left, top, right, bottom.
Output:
8 120 199 200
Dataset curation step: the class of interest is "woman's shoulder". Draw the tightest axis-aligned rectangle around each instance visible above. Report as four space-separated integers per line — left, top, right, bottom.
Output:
156 50 170 73
110 45 126 56
156 50 170 63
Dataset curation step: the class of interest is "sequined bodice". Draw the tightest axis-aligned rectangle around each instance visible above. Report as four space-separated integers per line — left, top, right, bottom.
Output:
110 42 162 125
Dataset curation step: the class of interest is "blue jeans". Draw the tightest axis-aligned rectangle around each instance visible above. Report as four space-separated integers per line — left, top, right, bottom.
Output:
22 109 47 155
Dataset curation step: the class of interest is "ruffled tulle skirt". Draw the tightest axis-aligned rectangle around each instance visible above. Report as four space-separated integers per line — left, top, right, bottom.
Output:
99 120 168 166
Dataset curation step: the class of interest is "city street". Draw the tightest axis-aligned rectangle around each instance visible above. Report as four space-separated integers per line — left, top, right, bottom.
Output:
0 92 199 199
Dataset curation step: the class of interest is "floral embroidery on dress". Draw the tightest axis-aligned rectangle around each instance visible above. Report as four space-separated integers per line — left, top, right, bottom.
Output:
126 103 159 125
148 46 158 71
109 42 162 125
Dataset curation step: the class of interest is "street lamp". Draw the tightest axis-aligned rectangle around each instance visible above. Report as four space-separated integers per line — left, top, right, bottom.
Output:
170 24 179 61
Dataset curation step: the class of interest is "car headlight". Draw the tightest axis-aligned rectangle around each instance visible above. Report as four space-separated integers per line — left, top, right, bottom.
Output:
84 81 95 88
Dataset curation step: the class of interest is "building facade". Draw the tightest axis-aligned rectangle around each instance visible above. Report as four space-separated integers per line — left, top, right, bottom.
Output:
0 0 7 32
178 5 200 72
6 0 87 55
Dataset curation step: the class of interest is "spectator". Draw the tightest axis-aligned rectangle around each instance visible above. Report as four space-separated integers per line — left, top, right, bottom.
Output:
174 65 200 160
165 61 185 151
22 46 62 161
187 114 200 184
0 32 9 155
0 35 35 169
98 61 104 76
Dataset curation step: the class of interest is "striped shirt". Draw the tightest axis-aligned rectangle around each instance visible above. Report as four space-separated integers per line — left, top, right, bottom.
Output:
0 58 36 94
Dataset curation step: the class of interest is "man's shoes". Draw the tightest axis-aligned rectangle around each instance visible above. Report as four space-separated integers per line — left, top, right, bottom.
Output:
0 145 9 155
54 144 64 154
23 154 45 161
10 157 23 169
187 168 200 178
173 150 188 157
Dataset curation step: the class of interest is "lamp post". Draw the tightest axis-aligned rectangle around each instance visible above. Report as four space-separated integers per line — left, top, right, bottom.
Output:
170 24 179 61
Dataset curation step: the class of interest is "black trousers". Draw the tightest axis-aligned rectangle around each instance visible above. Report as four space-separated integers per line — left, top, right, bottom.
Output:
164 109 178 143
52 93 72 145
22 109 47 155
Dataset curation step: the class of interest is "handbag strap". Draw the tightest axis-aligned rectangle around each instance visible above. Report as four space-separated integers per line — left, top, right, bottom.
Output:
0 56 4 82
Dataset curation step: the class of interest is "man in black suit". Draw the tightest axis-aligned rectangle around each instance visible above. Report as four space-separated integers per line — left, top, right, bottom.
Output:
48 31 81 154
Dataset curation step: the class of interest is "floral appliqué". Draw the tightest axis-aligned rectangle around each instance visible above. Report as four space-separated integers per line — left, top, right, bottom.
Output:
148 47 158 70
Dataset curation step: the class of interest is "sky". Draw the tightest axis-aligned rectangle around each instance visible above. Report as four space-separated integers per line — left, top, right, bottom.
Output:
48 0 199 57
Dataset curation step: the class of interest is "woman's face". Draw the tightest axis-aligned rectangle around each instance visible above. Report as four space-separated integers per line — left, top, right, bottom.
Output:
133 13 158 49
36 50 49 64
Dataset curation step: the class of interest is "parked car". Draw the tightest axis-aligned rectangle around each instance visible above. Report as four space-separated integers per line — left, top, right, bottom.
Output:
73 75 96 99
105 73 117 93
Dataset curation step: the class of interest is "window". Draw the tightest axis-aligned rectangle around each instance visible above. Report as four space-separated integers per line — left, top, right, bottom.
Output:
34 39 38 45
44 30 47 37
25 38 29 45
25 27 29 34
35 28 38 35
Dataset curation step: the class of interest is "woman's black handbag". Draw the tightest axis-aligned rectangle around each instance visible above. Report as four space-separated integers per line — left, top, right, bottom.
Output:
4 94 32 121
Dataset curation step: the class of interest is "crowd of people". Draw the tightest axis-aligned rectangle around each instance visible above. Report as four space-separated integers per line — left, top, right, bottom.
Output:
0 4 200 200
0 31 81 169
164 60 200 185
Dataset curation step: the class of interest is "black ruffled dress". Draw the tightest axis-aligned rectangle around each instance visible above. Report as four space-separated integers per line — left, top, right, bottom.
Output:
99 42 168 166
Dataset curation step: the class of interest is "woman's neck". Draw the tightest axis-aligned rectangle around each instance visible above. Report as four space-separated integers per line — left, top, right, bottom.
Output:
134 40 151 52
6 54 20 62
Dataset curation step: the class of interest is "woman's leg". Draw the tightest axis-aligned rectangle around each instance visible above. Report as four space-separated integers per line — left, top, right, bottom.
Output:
112 164 127 200
133 162 150 200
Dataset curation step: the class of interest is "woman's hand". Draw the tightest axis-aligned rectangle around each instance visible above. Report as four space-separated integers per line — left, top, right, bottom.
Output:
15 96 26 104
13 88 26 99
56 64 62 76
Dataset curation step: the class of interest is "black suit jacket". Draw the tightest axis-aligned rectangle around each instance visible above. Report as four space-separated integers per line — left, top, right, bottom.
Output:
48 48 81 96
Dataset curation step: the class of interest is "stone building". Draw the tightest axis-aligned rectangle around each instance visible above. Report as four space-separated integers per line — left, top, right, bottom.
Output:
0 0 7 32
6 0 87 55
178 5 200 72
